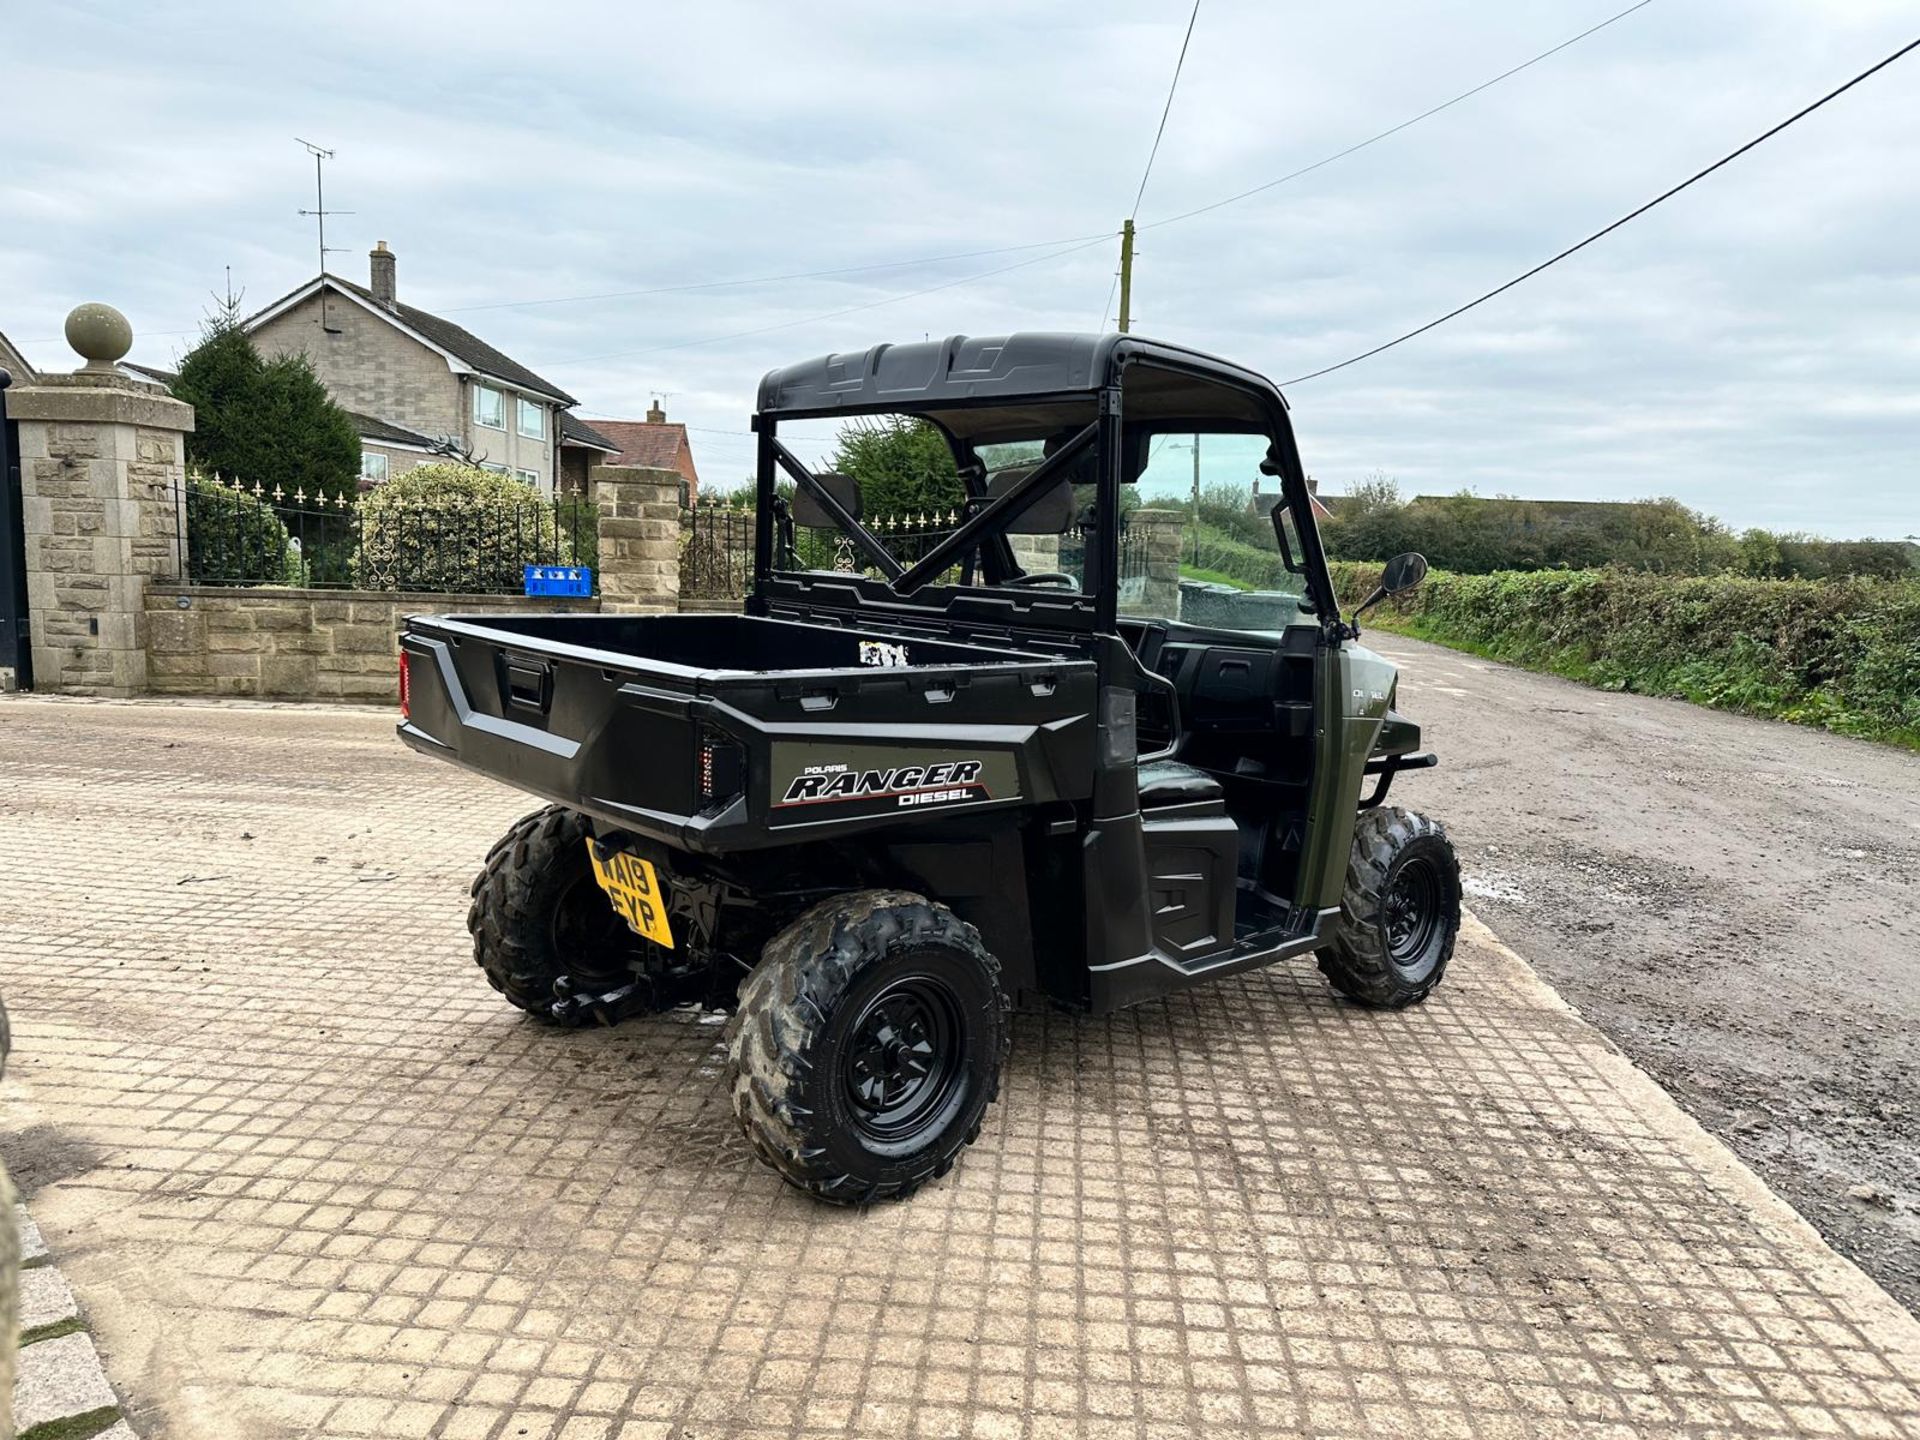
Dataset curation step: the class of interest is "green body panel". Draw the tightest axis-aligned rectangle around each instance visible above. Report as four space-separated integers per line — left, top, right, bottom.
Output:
1297 641 1399 912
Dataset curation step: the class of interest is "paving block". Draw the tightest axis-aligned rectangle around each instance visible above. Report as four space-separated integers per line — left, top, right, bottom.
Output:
95 1424 138 1440
13 1206 46 1263
18 1266 77 1331
13 1330 118 1432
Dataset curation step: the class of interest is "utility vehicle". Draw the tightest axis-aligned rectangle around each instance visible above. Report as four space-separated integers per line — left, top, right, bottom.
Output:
398 333 1459 1203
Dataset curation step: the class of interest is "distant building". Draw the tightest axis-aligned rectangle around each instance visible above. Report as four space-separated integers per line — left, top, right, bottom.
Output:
243 243 609 494
0 330 37 383
580 401 703 502
1250 474 1333 522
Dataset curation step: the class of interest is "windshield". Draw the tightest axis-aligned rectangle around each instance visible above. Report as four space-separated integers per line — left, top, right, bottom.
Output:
1130 429 1313 631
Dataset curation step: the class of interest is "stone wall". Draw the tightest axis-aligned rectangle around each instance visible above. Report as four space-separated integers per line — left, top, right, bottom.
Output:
145 587 599 701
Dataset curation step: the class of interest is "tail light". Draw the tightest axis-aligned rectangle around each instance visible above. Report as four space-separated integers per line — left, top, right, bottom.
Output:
398 649 411 720
697 727 745 810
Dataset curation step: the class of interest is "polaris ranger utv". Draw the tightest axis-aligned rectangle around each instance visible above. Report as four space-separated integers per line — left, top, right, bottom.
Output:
398 333 1459 1203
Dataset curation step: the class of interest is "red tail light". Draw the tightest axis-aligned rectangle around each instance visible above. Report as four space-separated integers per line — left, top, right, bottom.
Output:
398 650 411 720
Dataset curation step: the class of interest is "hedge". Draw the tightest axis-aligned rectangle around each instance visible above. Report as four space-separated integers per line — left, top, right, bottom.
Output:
1325 561 1920 749
185 474 305 585
356 464 584 593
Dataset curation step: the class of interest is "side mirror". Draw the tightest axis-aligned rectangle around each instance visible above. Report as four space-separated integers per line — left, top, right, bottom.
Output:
1349 551 1428 635
790 471 861 529
1381 551 1428 595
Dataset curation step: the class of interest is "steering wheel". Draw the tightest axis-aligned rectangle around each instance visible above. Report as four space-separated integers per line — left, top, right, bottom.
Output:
1004 572 1080 592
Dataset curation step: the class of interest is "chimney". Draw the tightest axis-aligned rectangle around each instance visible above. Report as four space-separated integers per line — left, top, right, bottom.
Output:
370 241 397 308
646 397 666 424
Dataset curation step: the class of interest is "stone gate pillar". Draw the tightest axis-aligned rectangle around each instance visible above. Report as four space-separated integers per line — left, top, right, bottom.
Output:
593 464 683 613
6 305 193 696
1128 508 1185 619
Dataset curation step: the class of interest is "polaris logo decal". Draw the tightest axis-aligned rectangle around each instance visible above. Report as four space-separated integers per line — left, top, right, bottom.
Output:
778 759 987 808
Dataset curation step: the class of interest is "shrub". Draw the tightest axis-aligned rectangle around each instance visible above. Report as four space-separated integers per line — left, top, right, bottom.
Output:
173 303 360 506
1326 561 1920 748
185 474 305 585
356 464 581 594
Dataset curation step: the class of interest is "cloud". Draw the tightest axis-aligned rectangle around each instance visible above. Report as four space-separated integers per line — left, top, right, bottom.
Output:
2 0 1914 535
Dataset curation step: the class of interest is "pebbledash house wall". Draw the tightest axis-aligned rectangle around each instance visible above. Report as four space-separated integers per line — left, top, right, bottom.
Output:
143 587 598 701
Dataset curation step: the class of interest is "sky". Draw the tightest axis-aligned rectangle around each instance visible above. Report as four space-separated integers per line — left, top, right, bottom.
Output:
2 0 1916 538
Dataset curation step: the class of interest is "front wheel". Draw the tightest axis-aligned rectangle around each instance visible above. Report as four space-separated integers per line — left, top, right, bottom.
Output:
1319 807 1461 1008
728 890 1010 1204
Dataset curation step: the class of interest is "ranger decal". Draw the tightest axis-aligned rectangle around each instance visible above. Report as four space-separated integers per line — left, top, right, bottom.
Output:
779 759 987 807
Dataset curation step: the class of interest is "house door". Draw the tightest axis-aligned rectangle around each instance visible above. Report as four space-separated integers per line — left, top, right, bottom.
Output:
0 371 30 690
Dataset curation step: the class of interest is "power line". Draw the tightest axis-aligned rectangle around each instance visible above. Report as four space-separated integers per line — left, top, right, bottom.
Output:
1282 33 1920 387
1144 0 1654 231
41 7 1654 351
1104 0 1203 331
40 6 1653 357
1131 1 1203 220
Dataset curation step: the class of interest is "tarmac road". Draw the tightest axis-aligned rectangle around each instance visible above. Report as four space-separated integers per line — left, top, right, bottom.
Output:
1368 629 1920 1316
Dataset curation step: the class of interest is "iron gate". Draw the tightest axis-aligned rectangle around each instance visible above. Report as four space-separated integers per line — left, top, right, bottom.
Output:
0 370 29 690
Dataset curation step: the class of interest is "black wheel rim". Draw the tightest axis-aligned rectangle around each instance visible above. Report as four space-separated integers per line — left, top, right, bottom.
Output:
842 976 966 1145
550 872 634 985
1383 856 1443 976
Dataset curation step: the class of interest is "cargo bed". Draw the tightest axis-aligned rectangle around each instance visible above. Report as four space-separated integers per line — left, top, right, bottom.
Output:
398 613 1100 853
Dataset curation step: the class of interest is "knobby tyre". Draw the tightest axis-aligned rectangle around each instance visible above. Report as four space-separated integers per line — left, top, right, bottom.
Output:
467 804 652 1026
728 889 1011 1204
1319 806 1461 1008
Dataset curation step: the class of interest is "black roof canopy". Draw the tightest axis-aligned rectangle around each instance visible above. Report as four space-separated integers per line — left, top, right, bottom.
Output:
756 332 1288 441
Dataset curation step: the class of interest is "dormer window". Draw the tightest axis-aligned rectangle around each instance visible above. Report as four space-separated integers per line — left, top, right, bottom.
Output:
518 399 544 439
473 384 505 429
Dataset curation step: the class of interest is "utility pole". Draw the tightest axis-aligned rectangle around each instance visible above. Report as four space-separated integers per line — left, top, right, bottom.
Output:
1190 434 1201 564
296 138 353 334
1116 219 1136 333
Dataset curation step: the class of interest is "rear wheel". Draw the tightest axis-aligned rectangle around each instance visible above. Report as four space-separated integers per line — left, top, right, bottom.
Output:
1319 807 1460 1008
468 805 663 1026
729 890 1010 1204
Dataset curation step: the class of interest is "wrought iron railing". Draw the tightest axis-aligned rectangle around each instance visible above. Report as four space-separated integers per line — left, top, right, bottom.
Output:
680 498 754 599
177 473 597 594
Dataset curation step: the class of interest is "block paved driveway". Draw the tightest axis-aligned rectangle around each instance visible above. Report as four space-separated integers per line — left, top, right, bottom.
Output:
1 695 1918 1440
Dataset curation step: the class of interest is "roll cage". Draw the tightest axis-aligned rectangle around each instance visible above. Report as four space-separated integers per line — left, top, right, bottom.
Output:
748 333 1342 637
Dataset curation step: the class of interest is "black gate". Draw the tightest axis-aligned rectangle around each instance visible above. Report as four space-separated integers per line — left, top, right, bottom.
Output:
0 369 30 690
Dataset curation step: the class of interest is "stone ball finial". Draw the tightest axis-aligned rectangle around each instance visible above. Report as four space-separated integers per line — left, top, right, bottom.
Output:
65 302 134 373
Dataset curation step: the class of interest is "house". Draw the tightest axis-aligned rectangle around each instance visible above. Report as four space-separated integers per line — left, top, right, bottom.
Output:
244 242 608 494
0 330 37 384
579 402 702 502
1250 474 1334 522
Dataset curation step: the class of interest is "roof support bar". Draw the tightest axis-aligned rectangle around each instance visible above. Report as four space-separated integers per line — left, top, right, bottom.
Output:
771 439 904 581
891 422 1098 597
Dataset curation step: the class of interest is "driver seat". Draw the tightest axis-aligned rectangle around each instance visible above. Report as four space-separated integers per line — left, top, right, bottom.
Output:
1137 759 1223 809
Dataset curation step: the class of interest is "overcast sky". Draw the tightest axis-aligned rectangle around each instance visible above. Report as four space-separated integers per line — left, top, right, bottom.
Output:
4 1 1915 536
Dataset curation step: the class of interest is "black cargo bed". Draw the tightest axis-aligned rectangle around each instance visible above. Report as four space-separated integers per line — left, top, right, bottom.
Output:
397 612 1099 854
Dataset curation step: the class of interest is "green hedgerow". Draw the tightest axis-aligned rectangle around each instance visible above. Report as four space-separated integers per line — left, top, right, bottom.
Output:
1324 560 1920 750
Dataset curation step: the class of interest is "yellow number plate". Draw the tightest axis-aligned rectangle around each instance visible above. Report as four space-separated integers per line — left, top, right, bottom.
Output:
586 842 674 949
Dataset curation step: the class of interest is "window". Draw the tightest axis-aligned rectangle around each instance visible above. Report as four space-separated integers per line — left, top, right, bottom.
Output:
516 468 539 486
472 384 504 429
482 462 510 476
517 399 544 438
359 450 389 484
